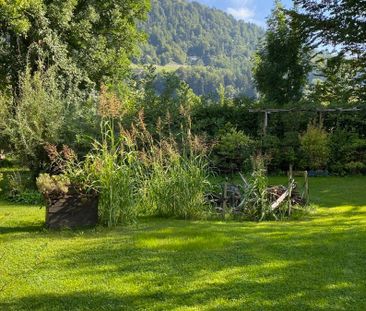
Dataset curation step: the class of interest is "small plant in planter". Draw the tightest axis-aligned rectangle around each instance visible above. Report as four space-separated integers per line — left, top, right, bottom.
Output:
36 145 99 229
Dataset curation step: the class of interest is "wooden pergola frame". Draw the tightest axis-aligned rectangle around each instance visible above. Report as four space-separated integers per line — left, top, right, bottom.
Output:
248 107 363 134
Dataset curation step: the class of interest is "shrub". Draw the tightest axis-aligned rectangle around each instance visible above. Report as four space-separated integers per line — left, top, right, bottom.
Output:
261 135 281 172
212 125 254 173
281 131 300 167
4 66 66 175
300 122 330 170
4 171 43 205
36 174 71 195
6 189 43 205
344 161 366 175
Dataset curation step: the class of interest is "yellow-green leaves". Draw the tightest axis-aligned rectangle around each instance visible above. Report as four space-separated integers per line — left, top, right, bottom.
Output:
0 0 43 34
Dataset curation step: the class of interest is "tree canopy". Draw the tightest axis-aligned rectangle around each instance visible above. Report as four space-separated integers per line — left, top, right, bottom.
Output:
290 0 366 101
253 1 312 106
0 0 150 94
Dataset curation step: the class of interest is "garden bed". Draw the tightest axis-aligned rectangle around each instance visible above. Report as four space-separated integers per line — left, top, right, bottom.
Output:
45 189 98 229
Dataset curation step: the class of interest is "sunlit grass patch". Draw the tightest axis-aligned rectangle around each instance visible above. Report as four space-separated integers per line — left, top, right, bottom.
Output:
0 176 366 310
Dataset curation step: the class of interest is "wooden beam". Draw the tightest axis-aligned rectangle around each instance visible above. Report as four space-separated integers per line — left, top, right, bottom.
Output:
248 107 363 113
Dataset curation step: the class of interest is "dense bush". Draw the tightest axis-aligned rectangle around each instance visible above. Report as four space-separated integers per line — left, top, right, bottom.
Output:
1 65 99 179
2 171 43 205
300 123 330 170
212 125 255 173
328 129 365 175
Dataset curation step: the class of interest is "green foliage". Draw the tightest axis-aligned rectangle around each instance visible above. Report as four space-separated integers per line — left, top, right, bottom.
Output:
137 0 264 96
129 68 202 136
192 99 259 139
4 189 43 205
329 129 366 175
0 0 150 94
291 1 366 102
261 135 282 171
253 1 311 105
212 125 255 173
300 122 330 170
240 157 271 221
344 162 366 175
2 171 43 205
4 67 65 169
1 64 101 176
308 57 366 105
238 156 303 221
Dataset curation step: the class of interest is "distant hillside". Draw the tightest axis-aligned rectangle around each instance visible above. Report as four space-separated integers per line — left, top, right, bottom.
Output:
137 0 265 97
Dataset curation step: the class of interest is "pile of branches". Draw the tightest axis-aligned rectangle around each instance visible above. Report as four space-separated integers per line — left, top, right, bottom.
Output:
267 185 305 206
206 174 308 221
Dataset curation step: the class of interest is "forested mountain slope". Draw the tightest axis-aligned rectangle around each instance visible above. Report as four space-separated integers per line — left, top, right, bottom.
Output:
137 0 264 97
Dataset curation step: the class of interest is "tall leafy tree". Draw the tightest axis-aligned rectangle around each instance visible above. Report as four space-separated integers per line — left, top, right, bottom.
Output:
253 1 312 106
289 0 366 103
290 0 365 60
0 0 150 95
309 55 366 105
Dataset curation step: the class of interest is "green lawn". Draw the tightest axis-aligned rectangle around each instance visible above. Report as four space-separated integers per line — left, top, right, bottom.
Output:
1 177 366 310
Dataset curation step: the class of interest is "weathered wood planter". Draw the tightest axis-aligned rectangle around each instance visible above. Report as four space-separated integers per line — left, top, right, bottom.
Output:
44 188 98 229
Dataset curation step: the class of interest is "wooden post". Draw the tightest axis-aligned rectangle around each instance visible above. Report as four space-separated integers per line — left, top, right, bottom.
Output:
287 164 293 216
288 164 293 179
223 182 227 209
222 180 228 219
263 111 268 135
304 171 309 205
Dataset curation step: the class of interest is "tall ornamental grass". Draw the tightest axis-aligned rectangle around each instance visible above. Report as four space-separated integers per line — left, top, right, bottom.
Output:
141 147 210 219
92 86 140 226
94 87 211 225
93 121 138 227
135 110 211 219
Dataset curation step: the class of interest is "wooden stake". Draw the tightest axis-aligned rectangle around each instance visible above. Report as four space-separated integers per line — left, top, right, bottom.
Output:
288 164 293 216
223 180 228 219
264 111 268 135
304 171 309 205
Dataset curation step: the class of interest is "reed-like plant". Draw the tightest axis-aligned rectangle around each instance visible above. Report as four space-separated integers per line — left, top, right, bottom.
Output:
88 85 142 226
137 107 211 219
93 120 139 226
141 150 210 219
240 155 272 221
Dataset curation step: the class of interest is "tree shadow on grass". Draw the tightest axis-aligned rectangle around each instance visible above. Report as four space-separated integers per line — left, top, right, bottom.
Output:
0 225 45 234
2 281 362 311
2 210 365 311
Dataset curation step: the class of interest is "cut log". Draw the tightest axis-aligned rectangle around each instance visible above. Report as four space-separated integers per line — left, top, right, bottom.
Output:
270 182 295 210
270 189 290 210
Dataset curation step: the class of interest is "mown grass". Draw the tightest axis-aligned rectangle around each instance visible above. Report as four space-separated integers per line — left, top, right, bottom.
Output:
0 177 365 310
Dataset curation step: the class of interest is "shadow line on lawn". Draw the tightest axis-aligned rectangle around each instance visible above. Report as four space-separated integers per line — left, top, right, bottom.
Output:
3 211 363 310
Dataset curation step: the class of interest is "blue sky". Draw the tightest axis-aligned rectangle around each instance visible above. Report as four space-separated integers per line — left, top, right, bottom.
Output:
192 0 293 27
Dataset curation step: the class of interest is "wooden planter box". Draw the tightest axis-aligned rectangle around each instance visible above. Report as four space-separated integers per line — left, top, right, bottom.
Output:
44 189 98 229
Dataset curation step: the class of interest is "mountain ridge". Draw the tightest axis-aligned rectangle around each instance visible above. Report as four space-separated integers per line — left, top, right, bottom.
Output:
137 0 264 97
